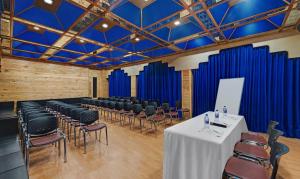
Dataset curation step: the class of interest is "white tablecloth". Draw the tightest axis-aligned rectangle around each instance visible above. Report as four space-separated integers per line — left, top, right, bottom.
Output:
163 111 248 179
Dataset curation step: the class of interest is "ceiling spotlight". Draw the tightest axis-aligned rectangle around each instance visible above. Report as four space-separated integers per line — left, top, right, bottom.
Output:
33 26 40 31
135 37 140 42
174 20 181 26
144 0 149 1
44 0 53 5
79 39 85 43
102 23 108 28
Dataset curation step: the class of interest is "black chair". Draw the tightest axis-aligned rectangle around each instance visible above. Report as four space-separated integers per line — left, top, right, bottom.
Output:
162 103 178 124
70 108 88 146
26 116 66 168
78 110 107 154
132 104 145 132
121 102 134 128
107 101 116 122
141 100 148 109
176 100 190 119
223 141 289 179
115 102 125 125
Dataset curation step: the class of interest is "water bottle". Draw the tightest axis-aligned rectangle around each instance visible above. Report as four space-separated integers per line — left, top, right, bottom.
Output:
223 106 228 116
204 114 210 129
215 109 219 121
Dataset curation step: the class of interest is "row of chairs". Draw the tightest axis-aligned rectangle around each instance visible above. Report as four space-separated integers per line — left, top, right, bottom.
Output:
46 101 108 154
223 121 289 179
81 98 186 134
18 102 66 169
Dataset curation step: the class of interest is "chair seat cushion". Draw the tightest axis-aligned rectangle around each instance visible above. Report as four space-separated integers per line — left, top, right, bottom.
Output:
30 133 63 147
225 157 268 179
234 142 269 160
241 132 267 145
82 123 106 131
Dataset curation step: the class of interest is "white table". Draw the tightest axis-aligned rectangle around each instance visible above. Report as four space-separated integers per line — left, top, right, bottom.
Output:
163 111 248 179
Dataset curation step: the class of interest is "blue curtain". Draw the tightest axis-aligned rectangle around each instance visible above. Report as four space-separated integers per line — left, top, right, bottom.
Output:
192 45 300 138
109 69 131 97
137 62 181 107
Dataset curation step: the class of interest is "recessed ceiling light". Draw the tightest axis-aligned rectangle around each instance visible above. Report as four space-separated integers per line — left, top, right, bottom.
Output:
33 26 40 31
135 37 140 42
102 23 108 28
44 0 53 5
79 39 85 43
144 0 149 2
174 20 181 26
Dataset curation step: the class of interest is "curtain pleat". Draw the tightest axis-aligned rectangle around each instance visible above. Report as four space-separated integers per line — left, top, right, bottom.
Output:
137 62 181 107
192 45 300 138
108 69 131 97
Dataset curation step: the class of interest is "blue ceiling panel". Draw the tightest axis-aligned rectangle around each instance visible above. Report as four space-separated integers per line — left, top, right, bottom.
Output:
144 48 175 58
98 50 127 58
112 1 141 27
74 61 94 65
14 0 34 15
12 41 47 53
269 13 286 27
122 55 144 62
80 20 107 44
223 28 235 39
13 21 60 45
118 42 135 51
64 40 101 53
12 50 41 59
210 2 229 24
15 0 84 30
153 27 170 41
85 57 104 63
105 26 131 43
170 22 203 41
231 20 276 39
134 39 158 51
222 0 286 25
185 36 214 50
175 41 187 49
48 57 71 63
56 1 85 30
142 0 184 27
54 50 82 59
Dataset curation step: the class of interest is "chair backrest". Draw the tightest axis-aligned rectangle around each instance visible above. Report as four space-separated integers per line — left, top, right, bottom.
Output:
108 101 116 109
149 101 158 109
142 101 148 108
270 142 289 179
162 103 170 112
267 120 279 134
80 110 99 125
268 128 283 148
115 102 124 110
27 116 57 135
133 104 143 114
145 105 155 117
71 108 86 120
124 102 133 111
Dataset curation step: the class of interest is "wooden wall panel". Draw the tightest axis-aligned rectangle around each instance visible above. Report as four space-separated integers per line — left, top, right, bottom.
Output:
182 70 192 117
0 57 90 102
99 70 109 98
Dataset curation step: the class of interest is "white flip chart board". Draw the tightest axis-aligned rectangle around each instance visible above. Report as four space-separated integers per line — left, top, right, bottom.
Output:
214 78 245 115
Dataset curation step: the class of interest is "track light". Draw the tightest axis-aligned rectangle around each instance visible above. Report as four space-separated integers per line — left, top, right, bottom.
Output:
102 23 108 28
33 26 40 31
174 20 181 26
135 37 140 42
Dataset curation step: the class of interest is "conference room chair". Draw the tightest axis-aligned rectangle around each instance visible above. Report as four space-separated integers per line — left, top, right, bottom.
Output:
241 120 279 148
175 100 190 119
70 108 88 146
144 105 166 135
161 103 179 124
120 102 134 128
115 102 126 125
25 116 67 169
223 141 289 179
141 100 149 109
132 104 144 132
78 110 107 154
234 128 283 166
107 101 117 122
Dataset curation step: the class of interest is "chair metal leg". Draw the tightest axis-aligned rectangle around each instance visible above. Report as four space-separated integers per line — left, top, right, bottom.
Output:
74 126 76 146
58 140 61 156
83 131 87 154
63 137 67 162
105 127 108 146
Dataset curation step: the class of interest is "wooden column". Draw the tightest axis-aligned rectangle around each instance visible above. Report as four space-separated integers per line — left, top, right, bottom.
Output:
182 70 193 117
131 75 136 97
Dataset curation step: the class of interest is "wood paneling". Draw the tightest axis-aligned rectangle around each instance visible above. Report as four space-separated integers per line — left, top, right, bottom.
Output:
131 75 136 97
0 57 91 102
28 121 300 179
182 70 192 117
99 70 109 98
